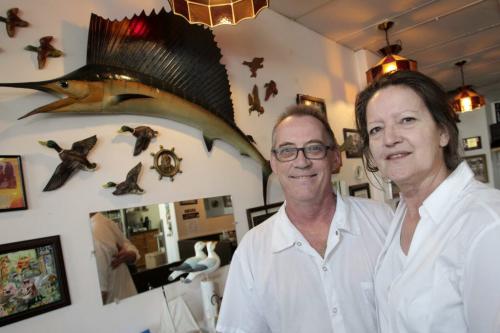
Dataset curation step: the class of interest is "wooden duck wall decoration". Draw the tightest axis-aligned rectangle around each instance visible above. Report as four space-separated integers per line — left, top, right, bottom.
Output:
0 8 29 38
0 8 271 204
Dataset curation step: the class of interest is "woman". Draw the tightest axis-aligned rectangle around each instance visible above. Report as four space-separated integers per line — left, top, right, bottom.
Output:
355 70 500 333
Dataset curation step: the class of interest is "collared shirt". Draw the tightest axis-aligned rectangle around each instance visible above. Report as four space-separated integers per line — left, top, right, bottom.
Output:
91 213 140 304
217 194 392 333
375 162 500 333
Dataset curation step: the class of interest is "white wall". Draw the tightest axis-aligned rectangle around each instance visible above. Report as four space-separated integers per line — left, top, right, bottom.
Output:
0 1 365 332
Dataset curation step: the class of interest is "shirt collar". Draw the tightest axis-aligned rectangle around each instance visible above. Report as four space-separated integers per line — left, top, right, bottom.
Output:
419 161 474 224
271 194 360 253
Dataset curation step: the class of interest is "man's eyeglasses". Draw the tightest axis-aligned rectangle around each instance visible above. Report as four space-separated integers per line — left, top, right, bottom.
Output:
272 143 332 162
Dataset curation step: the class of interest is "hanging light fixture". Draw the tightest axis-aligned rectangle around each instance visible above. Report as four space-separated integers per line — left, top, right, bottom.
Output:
167 0 269 28
452 60 485 113
366 21 417 84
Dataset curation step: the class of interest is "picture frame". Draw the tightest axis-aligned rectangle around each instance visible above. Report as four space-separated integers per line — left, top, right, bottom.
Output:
462 136 482 151
343 129 363 158
0 155 28 213
0 235 71 327
246 202 283 230
464 154 489 183
222 195 232 208
296 94 327 119
349 183 371 199
179 199 198 206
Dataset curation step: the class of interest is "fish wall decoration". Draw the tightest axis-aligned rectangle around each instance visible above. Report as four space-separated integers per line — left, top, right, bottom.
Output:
0 8 271 204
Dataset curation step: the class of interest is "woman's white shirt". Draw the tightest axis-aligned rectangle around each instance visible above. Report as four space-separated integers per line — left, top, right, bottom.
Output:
374 162 500 333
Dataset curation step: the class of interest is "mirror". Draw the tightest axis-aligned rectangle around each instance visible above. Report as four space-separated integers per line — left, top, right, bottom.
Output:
89 195 237 305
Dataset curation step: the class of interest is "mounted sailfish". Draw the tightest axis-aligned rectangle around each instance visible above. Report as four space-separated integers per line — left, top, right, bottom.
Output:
0 8 272 204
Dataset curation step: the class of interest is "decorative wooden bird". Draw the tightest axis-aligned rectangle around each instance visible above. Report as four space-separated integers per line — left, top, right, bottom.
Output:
39 135 97 191
242 57 264 77
102 162 144 195
24 36 64 69
182 241 220 283
168 241 207 281
118 125 158 156
264 80 278 101
0 8 29 38
248 84 264 116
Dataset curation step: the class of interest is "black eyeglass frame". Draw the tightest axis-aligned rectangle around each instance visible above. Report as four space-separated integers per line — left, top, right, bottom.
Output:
271 144 333 162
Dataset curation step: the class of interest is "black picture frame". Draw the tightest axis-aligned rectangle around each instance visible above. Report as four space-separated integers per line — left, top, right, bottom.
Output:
343 129 363 158
296 94 327 119
462 136 482 151
179 199 198 206
349 183 371 199
0 235 71 327
246 202 283 230
464 154 489 183
0 155 28 213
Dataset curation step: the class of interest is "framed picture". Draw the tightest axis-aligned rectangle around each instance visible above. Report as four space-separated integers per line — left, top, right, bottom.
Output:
179 199 198 206
246 202 283 230
343 129 363 158
349 183 371 199
462 136 482 151
464 154 489 183
0 155 28 213
296 94 327 119
222 195 232 208
493 101 500 123
0 235 71 327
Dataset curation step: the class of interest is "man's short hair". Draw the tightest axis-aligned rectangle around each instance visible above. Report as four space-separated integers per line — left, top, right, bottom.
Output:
271 105 338 149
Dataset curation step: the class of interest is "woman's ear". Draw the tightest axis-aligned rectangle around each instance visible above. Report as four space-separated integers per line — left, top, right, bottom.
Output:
439 127 450 147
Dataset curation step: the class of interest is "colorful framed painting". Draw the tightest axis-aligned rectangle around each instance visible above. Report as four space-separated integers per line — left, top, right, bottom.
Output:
0 235 71 327
464 154 489 183
0 156 28 213
462 136 482 151
296 94 327 119
349 183 371 199
343 129 363 158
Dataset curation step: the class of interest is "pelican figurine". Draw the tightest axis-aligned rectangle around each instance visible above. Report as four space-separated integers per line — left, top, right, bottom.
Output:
102 162 144 195
39 135 97 191
183 241 220 283
118 125 158 156
168 241 207 281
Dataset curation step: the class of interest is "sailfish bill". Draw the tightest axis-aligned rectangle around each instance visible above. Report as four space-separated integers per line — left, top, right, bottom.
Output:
0 8 272 204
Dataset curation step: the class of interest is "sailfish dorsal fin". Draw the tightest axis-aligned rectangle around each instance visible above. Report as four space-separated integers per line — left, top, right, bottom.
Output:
86 8 236 126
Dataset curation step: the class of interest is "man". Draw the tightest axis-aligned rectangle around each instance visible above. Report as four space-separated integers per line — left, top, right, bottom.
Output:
90 212 140 304
216 106 393 333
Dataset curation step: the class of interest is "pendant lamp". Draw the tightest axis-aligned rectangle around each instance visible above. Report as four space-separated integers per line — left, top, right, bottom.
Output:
452 60 485 113
167 0 269 27
366 21 417 84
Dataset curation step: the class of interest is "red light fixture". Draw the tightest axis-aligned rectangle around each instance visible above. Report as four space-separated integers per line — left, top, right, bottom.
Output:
366 21 417 84
167 0 269 27
452 60 485 113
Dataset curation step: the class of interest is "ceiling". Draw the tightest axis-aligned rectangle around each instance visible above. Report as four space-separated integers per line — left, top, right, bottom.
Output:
269 0 500 98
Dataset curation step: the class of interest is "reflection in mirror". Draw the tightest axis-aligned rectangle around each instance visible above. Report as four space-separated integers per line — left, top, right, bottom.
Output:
89 195 237 305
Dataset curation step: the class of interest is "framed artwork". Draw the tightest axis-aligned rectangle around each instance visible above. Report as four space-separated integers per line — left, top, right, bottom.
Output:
222 195 232 208
464 154 489 183
296 94 327 119
462 136 482 151
0 235 71 327
349 183 371 199
179 199 198 206
493 101 500 123
343 129 363 158
246 202 283 230
0 155 28 213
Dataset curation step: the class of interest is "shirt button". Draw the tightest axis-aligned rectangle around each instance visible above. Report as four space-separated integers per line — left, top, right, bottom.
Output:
296 241 302 246
335 230 339 236
322 266 328 271
332 307 338 315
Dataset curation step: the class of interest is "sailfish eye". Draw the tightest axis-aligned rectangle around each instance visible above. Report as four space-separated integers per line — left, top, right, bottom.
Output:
59 81 69 89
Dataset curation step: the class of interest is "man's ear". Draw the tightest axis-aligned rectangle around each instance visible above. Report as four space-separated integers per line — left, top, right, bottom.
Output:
330 148 342 174
270 154 278 174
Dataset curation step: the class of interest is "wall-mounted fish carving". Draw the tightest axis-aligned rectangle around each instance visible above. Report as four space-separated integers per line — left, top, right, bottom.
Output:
0 8 271 204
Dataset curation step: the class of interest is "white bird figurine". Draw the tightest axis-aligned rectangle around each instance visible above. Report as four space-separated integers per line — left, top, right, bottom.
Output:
182 241 221 283
168 241 207 281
